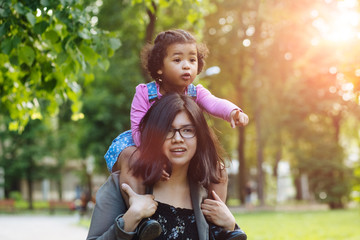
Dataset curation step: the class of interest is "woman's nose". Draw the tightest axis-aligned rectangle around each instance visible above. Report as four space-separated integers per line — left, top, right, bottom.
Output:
172 131 184 142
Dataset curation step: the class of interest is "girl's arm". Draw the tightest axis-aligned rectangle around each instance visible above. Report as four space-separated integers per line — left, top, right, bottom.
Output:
130 84 152 146
196 84 248 127
196 84 241 122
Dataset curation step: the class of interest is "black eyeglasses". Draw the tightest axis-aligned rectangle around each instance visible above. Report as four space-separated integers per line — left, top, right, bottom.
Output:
166 126 196 139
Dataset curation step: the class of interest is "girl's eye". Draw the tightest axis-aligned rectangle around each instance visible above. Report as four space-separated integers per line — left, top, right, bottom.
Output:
173 59 181 62
190 58 197 62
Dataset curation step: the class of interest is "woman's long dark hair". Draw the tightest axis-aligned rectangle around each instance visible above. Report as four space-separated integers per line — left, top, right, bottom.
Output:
130 93 225 189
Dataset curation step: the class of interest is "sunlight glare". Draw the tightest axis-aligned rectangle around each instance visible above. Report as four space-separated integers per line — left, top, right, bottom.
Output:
355 69 360 77
329 86 337 93
243 39 251 47
342 92 353 101
341 82 354 91
313 1 360 42
329 66 337 74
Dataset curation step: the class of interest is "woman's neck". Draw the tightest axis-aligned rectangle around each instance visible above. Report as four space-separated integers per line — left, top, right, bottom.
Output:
153 167 192 209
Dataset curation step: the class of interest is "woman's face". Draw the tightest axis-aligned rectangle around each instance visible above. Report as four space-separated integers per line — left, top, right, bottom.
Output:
162 110 197 169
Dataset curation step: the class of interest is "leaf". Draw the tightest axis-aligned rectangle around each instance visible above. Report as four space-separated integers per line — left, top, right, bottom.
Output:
0 21 9 37
18 45 35 66
44 30 60 44
1 36 20 54
56 51 68 65
78 28 91 40
1 38 12 54
13 2 27 15
0 4 11 18
83 73 94 86
40 0 52 7
34 21 49 35
109 38 121 50
25 12 36 26
0 53 9 65
79 44 97 66
9 121 20 131
97 58 110 71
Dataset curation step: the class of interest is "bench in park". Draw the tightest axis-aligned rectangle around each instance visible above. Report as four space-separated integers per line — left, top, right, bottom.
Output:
49 200 75 214
0 199 15 212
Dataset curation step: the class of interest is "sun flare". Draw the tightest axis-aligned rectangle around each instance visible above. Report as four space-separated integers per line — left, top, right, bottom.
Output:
312 0 360 43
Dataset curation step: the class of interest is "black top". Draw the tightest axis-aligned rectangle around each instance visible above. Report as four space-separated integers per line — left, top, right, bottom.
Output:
152 201 199 240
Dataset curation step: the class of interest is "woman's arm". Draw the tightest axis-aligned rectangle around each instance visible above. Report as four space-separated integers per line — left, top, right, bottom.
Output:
87 173 158 240
86 173 136 240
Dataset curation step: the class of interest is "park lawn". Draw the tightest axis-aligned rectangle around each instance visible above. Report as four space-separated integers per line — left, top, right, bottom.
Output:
234 209 360 240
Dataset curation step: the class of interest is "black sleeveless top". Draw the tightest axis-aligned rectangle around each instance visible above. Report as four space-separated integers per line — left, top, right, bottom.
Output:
151 201 199 240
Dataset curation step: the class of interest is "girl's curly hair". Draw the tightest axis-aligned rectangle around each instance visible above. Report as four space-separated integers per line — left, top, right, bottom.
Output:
141 29 209 83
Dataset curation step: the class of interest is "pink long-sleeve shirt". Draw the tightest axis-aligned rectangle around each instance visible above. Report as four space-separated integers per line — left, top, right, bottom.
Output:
130 82 241 146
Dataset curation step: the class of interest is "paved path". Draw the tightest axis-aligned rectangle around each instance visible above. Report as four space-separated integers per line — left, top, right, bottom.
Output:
0 214 89 240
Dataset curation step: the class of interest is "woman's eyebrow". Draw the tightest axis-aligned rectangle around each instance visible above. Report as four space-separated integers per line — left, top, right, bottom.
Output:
170 123 194 128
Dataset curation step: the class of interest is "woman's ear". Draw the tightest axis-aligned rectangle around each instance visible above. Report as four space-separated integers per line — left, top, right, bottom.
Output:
157 70 162 75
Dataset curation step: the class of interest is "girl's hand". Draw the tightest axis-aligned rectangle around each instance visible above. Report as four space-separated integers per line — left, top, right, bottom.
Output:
161 169 170 181
230 109 249 128
121 183 158 220
201 190 236 231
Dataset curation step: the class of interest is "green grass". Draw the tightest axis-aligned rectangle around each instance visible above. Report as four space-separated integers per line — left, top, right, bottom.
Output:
78 208 360 239
235 209 360 240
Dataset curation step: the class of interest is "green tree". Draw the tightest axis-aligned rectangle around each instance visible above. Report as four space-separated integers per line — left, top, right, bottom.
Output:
0 0 120 132
0 117 50 209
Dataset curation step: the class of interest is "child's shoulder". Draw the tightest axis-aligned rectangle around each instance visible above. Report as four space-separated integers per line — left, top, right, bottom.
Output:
194 83 211 94
135 82 156 92
134 82 159 101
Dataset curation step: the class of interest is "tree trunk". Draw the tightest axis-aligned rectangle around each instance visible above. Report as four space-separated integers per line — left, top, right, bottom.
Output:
254 108 265 206
237 127 246 204
26 162 34 210
56 176 63 201
251 0 265 206
294 173 302 200
142 1 157 83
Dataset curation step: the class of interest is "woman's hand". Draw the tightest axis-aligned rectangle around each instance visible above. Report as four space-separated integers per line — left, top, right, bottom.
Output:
121 183 158 232
201 190 236 231
230 109 249 128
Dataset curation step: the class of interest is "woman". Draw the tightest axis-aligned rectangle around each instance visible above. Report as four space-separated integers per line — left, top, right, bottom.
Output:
87 93 246 240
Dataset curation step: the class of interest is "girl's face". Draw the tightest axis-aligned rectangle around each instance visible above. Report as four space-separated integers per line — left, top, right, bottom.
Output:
159 43 198 93
162 110 197 170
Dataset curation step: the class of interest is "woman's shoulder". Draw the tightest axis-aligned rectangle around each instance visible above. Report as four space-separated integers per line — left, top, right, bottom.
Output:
95 172 121 198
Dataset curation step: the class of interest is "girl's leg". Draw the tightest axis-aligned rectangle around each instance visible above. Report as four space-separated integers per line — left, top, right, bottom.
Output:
117 146 145 207
118 146 162 240
208 165 228 202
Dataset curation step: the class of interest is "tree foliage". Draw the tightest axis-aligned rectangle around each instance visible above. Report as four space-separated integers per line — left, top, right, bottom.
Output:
0 0 120 132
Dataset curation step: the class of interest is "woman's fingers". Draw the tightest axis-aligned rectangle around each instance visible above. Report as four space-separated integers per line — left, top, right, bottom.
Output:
211 190 222 202
121 183 137 198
